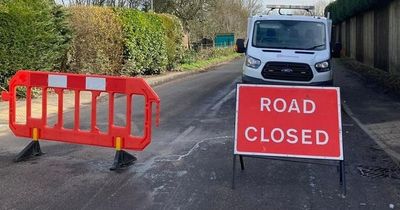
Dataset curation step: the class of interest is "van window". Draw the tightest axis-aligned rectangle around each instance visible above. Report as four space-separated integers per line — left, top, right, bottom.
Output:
252 20 326 51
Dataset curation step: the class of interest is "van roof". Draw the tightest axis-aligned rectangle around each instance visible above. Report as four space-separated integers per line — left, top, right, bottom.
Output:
251 15 328 23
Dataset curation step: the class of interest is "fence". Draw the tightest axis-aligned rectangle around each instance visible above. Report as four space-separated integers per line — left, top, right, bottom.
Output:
332 0 400 75
2 70 160 170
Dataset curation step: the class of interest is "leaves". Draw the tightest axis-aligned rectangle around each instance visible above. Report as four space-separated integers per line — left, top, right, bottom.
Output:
118 9 168 75
68 6 124 75
0 0 70 89
326 0 393 24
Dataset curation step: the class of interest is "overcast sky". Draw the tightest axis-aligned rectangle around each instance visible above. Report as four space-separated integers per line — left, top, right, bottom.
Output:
57 0 331 6
263 0 327 5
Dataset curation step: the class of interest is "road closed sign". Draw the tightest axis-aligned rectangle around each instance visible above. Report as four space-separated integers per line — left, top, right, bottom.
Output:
234 84 343 160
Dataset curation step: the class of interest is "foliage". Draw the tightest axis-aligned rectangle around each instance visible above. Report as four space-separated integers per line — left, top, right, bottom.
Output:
157 13 184 70
179 47 240 71
181 47 235 65
68 0 146 8
0 0 70 89
67 6 124 75
154 0 252 41
325 0 393 24
193 0 249 40
118 9 168 75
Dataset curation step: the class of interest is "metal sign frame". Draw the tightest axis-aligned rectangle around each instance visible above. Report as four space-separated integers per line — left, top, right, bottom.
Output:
232 84 346 196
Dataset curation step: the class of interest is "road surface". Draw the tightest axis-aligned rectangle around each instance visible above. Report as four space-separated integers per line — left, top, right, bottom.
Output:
0 59 399 210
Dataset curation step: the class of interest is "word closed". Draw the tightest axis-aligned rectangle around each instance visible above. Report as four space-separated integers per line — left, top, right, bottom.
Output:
235 85 343 160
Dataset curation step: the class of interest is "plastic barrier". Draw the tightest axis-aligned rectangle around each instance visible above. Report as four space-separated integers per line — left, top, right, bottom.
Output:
1 70 160 170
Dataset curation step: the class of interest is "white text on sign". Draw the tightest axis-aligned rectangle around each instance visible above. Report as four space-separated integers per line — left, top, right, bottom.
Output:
245 97 328 145
260 98 316 114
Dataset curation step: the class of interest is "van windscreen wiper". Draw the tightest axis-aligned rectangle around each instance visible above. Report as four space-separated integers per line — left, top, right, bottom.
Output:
305 44 325 50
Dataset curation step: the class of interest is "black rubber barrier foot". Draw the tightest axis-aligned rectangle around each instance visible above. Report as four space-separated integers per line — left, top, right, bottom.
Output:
110 150 137 171
14 141 44 162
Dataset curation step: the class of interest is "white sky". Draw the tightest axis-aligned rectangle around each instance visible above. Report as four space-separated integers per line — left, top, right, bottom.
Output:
57 0 329 6
263 0 324 6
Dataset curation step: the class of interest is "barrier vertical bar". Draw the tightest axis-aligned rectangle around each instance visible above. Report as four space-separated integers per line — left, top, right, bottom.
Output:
26 88 32 124
42 88 47 126
109 93 114 132
32 128 38 141
74 90 80 130
91 92 98 132
56 89 63 128
126 94 132 134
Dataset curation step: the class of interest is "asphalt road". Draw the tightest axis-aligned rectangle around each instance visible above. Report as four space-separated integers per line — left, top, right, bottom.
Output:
0 59 400 210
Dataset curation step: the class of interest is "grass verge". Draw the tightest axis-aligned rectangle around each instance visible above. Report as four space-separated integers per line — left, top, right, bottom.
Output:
178 53 242 71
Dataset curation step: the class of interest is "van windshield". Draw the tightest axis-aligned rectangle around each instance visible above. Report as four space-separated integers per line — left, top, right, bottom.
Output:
252 20 326 51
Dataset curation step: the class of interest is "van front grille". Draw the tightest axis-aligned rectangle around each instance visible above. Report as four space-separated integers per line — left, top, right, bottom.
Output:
261 62 313 82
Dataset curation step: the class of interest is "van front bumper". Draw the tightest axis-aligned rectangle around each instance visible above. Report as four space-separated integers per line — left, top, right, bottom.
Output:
242 75 334 87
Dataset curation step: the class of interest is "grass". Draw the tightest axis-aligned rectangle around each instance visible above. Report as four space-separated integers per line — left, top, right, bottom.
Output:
178 53 242 71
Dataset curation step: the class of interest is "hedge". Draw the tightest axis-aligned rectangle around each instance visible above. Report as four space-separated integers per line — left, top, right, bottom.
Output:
0 3 186 89
118 9 168 76
0 0 69 89
68 6 124 75
157 13 184 71
326 0 394 24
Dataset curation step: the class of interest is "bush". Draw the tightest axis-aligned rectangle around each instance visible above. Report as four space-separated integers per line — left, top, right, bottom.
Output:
0 0 69 89
326 0 393 24
118 9 168 76
157 14 184 71
67 6 124 75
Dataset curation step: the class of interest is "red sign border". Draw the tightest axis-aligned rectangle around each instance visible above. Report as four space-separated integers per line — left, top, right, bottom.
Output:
234 84 343 160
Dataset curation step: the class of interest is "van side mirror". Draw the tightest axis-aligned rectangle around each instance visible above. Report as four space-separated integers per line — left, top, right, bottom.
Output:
332 42 342 58
235 39 246 53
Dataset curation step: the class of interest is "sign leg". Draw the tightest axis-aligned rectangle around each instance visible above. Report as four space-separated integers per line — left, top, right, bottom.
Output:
239 155 245 170
340 160 346 196
232 154 237 189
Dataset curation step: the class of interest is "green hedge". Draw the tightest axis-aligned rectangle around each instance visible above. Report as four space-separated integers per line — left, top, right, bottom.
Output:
158 13 184 71
326 0 393 24
0 0 69 89
118 9 168 76
0 3 186 88
68 6 124 75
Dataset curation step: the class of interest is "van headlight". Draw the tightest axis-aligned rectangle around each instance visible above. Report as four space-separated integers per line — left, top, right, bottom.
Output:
315 61 330 72
245 55 261 69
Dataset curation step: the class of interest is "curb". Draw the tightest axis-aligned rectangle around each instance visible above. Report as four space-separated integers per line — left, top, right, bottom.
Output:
341 102 400 166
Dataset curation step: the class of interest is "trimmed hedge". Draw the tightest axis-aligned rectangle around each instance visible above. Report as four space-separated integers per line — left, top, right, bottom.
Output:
0 3 186 89
68 6 124 75
118 9 168 76
326 0 394 24
0 0 69 89
158 13 184 71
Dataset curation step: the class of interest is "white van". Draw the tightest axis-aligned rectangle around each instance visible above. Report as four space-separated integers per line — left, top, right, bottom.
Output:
236 6 333 86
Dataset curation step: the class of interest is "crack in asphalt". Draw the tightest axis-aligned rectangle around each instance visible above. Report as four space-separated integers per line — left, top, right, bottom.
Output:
159 136 233 162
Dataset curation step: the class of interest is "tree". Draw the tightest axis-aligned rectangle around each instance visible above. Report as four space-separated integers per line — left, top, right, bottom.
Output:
0 0 70 88
242 0 263 15
314 0 333 16
154 0 211 32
